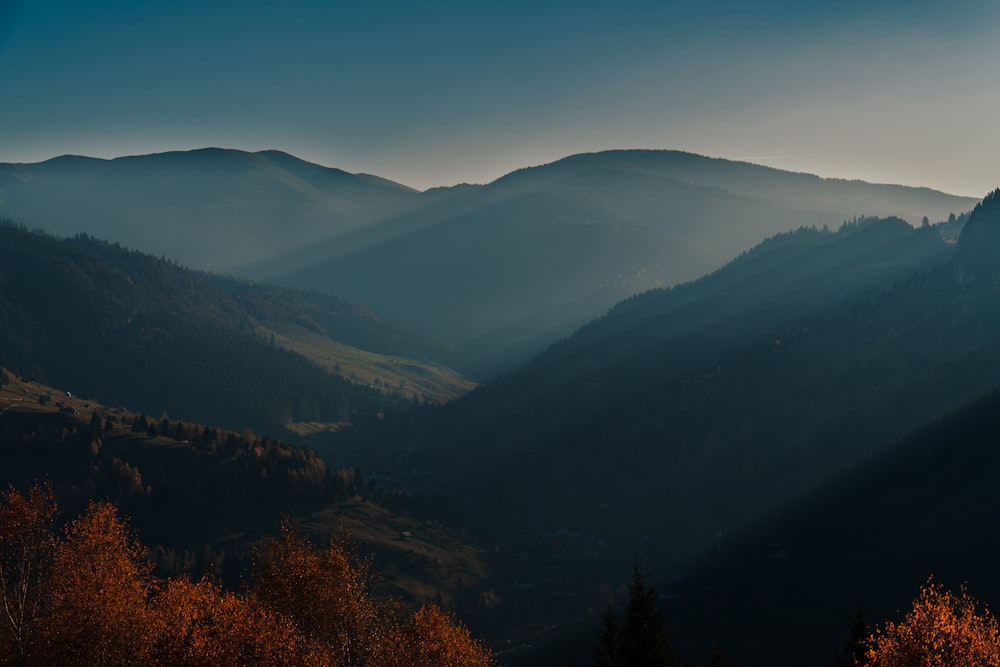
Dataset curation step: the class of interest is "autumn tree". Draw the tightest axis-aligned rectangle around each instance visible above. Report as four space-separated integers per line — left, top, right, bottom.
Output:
0 484 57 664
866 578 1000 667
251 518 495 667
39 502 160 666
151 576 329 667
395 604 496 667
251 518 392 665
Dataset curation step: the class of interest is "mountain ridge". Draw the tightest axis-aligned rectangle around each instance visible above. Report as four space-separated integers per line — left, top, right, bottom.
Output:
1 147 979 376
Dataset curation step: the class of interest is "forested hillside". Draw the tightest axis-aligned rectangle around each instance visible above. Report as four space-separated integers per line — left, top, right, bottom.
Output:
2 149 975 377
0 371 493 620
264 151 976 374
315 197 1000 660
0 223 465 434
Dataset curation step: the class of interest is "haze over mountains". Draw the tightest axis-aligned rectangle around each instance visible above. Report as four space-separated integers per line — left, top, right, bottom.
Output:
2 143 999 665
0 148 977 376
316 192 1000 665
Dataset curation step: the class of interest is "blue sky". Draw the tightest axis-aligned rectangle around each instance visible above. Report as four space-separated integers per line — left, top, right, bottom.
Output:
1 0 997 195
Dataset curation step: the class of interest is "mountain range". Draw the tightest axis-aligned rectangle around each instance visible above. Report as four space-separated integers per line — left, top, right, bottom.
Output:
2 145 998 665
0 148 977 376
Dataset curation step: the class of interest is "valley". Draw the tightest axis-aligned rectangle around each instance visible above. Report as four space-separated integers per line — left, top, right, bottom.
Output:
2 149 999 666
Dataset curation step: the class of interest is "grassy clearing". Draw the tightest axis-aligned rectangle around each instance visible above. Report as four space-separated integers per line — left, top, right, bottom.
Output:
303 499 491 607
260 322 476 405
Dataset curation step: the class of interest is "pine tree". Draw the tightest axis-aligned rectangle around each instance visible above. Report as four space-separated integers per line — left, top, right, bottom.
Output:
616 561 675 667
594 604 621 667
621 563 673 666
836 608 871 666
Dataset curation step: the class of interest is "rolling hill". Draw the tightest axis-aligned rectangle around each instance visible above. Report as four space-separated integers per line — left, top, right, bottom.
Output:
1 149 977 377
0 148 419 273
259 150 977 374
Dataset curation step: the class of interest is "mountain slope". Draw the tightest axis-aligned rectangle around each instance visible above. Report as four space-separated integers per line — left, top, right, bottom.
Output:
668 385 1000 666
0 148 418 273
2 148 976 377
0 223 469 434
315 199 1000 641
263 150 977 374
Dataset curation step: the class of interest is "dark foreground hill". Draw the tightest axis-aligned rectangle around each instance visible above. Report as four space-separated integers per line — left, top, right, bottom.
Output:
1 149 976 376
315 194 1000 660
0 222 468 434
667 384 1000 666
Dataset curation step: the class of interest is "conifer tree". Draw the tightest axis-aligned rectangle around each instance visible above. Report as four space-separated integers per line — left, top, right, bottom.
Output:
619 562 674 666
594 605 621 667
595 562 675 667
836 608 870 666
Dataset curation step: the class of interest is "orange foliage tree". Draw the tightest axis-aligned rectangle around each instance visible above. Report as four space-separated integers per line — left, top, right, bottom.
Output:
0 485 496 667
397 603 497 667
40 501 160 666
250 518 396 665
866 578 1000 667
152 576 329 667
250 518 496 667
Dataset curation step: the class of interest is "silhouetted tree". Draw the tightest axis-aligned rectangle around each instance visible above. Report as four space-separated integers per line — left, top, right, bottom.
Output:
836 608 871 666
594 604 621 667
597 562 675 667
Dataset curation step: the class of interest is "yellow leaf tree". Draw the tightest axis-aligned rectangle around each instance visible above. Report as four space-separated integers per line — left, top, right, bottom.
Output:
151 576 330 667
251 518 392 665
39 502 160 666
395 603 497 667
866 578 1000 667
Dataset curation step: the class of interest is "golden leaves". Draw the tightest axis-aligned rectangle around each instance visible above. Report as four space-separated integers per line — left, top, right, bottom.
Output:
866 578 1000 667
0 486 496 667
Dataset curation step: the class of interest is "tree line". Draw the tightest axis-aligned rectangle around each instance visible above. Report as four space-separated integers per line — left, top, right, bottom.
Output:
584 570 1000 666
0 483 495 666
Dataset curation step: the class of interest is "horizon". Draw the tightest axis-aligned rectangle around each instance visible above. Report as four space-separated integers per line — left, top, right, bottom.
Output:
2 1 999 197
3 145 991 199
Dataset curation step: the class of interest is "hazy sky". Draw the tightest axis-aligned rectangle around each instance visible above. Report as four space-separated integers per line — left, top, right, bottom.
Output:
1 0 998 195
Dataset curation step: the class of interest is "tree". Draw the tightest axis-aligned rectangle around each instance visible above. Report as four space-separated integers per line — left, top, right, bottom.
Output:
0 483 57 664
619 562 674 666
836 608 871 666
250 518 390 665
396 604 496 667
251 518 495 667
595 562 674 667
40 501 160 666
152 576 328 667
594 605 621 667
866 578 1000 667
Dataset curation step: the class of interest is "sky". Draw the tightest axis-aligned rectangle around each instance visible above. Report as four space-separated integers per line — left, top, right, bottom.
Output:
0 0 998 195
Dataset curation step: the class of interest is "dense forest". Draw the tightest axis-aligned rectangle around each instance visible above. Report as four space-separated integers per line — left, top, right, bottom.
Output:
0 483 495 667
0 222 442 434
